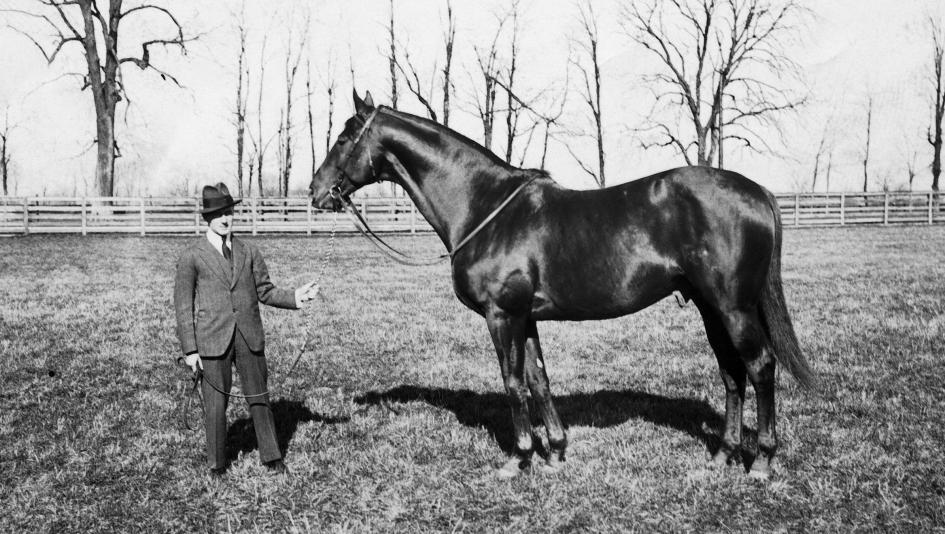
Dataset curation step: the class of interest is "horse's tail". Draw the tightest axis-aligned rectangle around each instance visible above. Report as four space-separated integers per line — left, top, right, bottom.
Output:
759 192 818 390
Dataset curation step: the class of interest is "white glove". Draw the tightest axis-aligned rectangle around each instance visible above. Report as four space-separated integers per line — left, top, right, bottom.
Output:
184 353 203 373
295 281 321 305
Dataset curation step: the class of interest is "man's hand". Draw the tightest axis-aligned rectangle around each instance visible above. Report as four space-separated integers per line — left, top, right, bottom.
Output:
184 353 203 373
295 281 320 305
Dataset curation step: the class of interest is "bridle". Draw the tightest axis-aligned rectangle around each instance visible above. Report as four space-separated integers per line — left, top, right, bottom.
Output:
329 107 381 202
323 106 536 266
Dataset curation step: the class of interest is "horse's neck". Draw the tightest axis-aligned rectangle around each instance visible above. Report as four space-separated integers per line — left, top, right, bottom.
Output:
380 115 515 250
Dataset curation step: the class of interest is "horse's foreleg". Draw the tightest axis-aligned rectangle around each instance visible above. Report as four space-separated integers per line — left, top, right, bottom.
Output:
523 320 567 471
486 310 534 478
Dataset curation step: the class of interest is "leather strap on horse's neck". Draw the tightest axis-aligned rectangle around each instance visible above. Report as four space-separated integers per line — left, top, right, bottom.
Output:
341 177 536 266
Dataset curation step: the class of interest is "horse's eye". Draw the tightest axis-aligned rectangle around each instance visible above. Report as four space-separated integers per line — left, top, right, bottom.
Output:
337 136 349 145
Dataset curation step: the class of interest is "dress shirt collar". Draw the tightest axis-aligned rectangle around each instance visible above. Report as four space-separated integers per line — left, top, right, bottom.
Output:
205 230 232 257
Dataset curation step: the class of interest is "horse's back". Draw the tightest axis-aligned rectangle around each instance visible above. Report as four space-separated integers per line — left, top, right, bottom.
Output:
528 166 779 318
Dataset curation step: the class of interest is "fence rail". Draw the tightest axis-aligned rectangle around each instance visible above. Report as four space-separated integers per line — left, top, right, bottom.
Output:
2 191 944 235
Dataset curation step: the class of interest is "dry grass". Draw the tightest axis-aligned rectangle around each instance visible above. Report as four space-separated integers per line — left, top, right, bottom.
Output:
1 226 944 532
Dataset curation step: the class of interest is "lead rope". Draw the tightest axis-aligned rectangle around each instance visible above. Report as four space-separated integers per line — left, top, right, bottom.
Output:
179 212 339 429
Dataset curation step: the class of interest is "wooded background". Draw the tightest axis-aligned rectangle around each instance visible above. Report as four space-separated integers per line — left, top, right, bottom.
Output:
0 0 943 198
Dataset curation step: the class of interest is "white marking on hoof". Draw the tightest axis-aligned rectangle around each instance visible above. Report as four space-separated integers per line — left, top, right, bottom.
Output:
497 457 526 479
748 468 771 481
539 457 563 475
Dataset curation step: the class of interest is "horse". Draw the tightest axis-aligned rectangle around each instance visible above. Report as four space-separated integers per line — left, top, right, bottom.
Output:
309 90 816 479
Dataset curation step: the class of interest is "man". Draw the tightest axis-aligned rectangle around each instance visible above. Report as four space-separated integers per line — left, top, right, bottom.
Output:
174 183 318 476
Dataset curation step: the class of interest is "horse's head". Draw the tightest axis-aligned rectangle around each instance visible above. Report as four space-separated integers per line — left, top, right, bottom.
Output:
310 90 382 210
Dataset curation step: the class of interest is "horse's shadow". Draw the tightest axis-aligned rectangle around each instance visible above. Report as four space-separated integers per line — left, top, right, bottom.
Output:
226 399 348 461
355 386 740 458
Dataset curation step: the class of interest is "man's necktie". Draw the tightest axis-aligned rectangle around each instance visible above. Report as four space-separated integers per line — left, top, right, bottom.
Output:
222 241 232 263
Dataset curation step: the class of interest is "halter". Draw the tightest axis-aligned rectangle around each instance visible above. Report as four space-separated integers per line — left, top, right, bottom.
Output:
325 106 537 265
330 107 381 201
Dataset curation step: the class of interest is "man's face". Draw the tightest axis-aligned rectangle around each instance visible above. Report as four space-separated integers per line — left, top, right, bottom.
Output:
207 209 234 237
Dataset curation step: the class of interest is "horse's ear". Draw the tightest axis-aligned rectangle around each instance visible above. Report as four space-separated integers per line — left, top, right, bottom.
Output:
353 89 365 114
353 89 375 116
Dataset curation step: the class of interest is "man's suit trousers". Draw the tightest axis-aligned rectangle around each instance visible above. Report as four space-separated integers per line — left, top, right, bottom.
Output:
201 329 281 469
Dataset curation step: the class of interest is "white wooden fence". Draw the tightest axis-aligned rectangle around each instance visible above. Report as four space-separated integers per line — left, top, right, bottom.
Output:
1 191 943 235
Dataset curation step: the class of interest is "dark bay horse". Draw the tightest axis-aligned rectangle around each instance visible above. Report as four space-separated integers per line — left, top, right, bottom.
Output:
310 91 816 479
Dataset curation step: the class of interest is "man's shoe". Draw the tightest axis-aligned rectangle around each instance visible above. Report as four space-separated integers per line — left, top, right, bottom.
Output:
209 466 227 477
264 459 289 475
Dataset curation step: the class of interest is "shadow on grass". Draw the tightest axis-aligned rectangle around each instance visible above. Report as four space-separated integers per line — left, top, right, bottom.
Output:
354 386 728 455
226 399 348 461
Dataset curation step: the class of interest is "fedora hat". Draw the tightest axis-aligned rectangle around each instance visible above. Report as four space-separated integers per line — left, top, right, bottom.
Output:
200 183 242 215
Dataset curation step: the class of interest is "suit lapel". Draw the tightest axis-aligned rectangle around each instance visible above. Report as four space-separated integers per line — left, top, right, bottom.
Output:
196 238 232 286
230 237 248 289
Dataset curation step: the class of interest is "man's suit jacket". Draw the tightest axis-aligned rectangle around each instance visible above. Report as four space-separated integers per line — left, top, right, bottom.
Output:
174 236 297 357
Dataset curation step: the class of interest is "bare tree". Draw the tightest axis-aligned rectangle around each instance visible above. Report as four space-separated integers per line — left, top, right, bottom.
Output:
621 0 805 167
395 48 439 121
253 36 270 197
278 29 306 196
862 95 873 192
471 13 507 152
492 75 567 169
442 0 456 127
4 0 193 197
929 16 944 192
305 58 317 186
234 3 249 196
906 149 919 191
810 124 831 192
0 107 12 196
393 0 457 126
324 56 337 156
502 0 524 164
567 0 606 187
388 0 399 110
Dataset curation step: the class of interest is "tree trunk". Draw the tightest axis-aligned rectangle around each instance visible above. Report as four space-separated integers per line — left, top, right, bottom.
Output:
388 0 398 110
1 111 10 196
94 117 116 196
236 23 247 196
442 0 455 128
862 97 873 193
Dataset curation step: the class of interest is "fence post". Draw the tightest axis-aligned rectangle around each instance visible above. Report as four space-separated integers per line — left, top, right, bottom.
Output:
794 194 800 227
81 197 87 236
929 193 934 225
410 203 416 234
140 197 146 236
883 192 889 225
307 201 313 235
193 197 200 235
840 193 846 225
22 198 29 235
252 197 258 236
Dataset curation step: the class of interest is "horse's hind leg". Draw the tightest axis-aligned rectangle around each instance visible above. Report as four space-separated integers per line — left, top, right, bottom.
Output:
697 304 747 467
717 308 778 479
524 320 567 471
485 310 534 478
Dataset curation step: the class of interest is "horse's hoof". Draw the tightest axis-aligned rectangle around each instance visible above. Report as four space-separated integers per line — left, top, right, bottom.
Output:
708 450 732 468
497 457 529 479
748 466 771 481
539 455 564 475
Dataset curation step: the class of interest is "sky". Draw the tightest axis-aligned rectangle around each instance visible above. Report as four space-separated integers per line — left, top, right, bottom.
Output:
0 0 942 197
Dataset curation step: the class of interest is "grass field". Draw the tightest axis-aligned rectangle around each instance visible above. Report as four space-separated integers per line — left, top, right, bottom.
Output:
2 226 944 532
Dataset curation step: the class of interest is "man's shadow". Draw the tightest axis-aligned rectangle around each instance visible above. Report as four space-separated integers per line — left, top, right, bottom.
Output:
226 399 348 461
354 386 742 459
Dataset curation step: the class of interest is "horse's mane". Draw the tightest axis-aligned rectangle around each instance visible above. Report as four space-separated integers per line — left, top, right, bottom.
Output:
384 107 511 167
511 168 554 182
384 107 558 183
